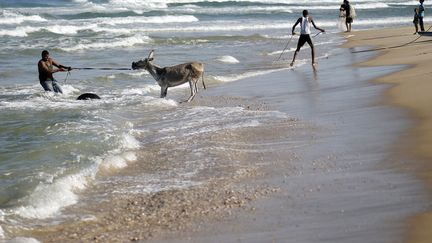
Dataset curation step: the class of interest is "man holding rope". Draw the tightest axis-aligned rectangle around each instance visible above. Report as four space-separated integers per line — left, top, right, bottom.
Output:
290 10 325 67
38 50 71 94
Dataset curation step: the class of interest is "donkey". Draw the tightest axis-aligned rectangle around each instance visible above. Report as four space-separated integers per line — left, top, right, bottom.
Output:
132 50 206 103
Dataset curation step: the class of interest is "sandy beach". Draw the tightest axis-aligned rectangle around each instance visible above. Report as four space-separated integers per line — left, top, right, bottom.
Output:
343 26 432 243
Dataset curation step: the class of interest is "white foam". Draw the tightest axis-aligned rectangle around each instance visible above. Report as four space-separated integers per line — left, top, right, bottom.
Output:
102 155 129 170
14 170 94 219
94 15 198 25
0 26 41 37
108 0 168 9
268 48 296 56
0 10 46 25
45 24 97 35
388 1 419 6
216 55 240 64
61 35 151 52
0 225 4 239
121 134 140 149
120 84 160 95
100 134 139 171
214 69 282 83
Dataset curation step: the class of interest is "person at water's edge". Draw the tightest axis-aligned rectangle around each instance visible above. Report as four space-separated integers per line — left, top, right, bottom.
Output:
38 50 71 93
340 0 353 32
290 10 325 67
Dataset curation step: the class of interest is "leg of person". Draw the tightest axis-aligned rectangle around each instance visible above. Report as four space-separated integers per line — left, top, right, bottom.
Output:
346 17 353 32
52 79 63 94
414 20 419 34
305 35 316 65
419 17 425 32
40 80 54 92
291 35 307 67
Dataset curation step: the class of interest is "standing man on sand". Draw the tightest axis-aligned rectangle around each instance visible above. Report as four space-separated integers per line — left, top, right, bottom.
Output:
418 0 425 32
38 50 71 94
340 0 353 32
290 10 325 67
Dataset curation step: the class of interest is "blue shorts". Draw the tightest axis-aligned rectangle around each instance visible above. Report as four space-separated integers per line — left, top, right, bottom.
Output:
40 78 63 94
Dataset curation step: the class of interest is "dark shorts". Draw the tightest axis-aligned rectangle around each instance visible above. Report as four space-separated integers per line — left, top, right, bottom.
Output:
346 17 353 23
413 17 419 23
297 34 313 49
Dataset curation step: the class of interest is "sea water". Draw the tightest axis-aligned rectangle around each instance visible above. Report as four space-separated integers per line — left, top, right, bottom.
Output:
0 0 420 240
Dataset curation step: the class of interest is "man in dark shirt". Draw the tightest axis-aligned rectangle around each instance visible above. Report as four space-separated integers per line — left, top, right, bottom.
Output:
340 0 353 32
418 0 425 32
37 50 71 94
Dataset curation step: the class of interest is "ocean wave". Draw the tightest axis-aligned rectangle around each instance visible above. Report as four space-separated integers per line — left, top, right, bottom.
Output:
14 168 94 219
0 224 4 239
0 10 46 25
216 55 240 63
388 1 420 6
60 35 152 52
214 68 284 83
285 2 388 10
353 17 414 26
89 15 198 26
10 126 140 219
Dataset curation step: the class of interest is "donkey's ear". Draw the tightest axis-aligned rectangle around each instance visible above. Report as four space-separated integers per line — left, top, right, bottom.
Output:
148 50 154 59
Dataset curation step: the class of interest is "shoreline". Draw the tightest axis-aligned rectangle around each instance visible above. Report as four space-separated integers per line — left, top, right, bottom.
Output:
8 26 432 243
342 26 432 243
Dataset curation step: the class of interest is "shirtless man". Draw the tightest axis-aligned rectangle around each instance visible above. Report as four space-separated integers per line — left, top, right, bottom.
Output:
38 50 71 94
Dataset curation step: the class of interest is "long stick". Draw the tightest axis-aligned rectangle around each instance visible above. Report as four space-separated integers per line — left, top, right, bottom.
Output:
276 34 294 61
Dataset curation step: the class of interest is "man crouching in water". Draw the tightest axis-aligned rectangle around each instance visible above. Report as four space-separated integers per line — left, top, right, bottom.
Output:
290 10 325 67
38 50 71 94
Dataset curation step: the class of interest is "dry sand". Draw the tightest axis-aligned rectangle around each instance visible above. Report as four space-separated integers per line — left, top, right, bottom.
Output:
343 26 432 243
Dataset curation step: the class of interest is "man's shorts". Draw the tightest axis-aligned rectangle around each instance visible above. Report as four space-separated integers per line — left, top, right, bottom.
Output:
298 34 313 48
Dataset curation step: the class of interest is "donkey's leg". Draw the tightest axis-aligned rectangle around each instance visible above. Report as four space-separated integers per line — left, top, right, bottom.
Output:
186 80 197 102
160 85 168 98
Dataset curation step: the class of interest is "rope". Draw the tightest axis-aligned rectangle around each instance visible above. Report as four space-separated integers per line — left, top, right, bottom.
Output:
352 25 432 54
72 67 132 70
63 70 71 83
276 34 294 61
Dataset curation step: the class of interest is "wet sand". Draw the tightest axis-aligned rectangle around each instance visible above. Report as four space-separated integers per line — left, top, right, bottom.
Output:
20 27 432 243
342 26 432 243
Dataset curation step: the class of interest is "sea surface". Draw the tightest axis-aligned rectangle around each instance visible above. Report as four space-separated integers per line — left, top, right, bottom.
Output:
0 0 422 241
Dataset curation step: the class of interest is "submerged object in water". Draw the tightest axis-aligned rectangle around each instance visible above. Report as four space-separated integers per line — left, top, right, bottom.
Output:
77 93 101 100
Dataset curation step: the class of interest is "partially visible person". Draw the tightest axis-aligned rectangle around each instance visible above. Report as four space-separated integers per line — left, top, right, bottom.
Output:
418 0 425 32
37 50 71 94
290 10 325 67
414 7 420 34
341 0 354 32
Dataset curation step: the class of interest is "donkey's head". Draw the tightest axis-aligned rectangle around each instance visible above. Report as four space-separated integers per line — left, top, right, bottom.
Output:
131 50 155 70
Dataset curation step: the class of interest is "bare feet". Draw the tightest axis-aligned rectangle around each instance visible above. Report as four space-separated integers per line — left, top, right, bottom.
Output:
290 62 294 67
312 62 317 67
